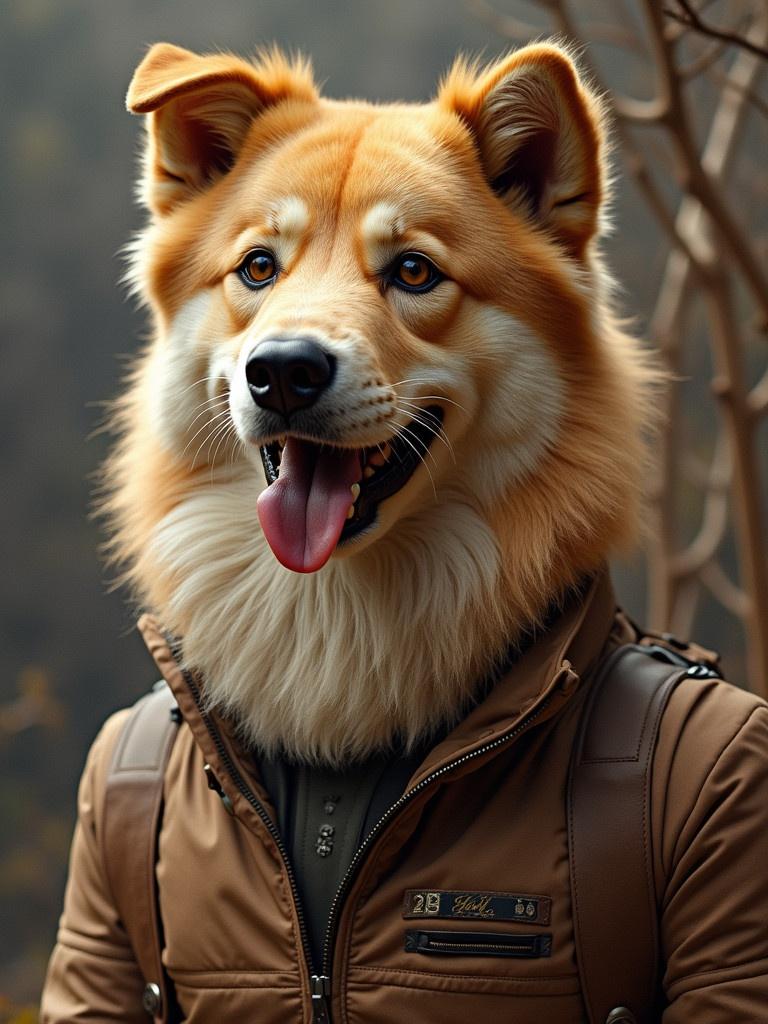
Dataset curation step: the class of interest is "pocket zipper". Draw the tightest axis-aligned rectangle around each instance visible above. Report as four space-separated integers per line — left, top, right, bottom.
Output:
405 929 552 958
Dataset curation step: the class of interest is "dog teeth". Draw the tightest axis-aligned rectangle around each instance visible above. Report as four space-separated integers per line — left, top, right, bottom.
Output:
350 483 361 500
363 465 375 479
346 504 355 519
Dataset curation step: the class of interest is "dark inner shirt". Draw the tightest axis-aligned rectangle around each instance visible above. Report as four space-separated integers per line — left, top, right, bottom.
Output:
253 590 574 969
257 738 437 969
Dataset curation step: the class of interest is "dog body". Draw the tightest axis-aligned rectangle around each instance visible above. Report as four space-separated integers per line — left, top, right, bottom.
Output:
107 43 652 764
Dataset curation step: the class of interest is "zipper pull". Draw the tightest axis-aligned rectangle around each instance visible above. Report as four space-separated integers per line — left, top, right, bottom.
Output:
203 763 235 816
311 975 332 1023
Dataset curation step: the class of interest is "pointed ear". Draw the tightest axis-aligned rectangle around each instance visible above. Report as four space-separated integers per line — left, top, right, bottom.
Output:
126 43 317 215
438 44 606 258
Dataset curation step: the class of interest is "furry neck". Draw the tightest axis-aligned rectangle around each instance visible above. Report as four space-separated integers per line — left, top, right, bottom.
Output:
149 471 527 766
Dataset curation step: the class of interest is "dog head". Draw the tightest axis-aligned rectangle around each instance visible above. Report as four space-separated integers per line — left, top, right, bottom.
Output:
121 41 646 572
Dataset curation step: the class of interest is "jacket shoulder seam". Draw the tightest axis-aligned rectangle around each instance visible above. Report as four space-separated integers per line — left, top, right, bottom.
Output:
666 953 768 999
669 703 768 876
55 931 138 964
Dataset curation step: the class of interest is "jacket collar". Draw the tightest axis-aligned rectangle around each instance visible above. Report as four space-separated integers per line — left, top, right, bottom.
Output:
408 568 617 785
137 568 618 795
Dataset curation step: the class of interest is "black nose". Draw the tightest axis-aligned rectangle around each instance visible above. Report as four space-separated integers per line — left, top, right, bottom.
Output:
245 338 335 418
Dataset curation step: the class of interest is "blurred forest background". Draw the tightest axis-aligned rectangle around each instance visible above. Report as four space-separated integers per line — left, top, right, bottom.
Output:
1 0 765 1014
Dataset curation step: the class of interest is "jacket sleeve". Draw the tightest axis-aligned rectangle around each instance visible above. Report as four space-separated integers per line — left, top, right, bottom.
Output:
659 690 768 1021
40 709 149 1023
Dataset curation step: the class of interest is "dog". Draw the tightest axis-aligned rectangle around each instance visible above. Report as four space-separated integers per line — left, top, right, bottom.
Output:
45 41 768 1024
104 40 654 766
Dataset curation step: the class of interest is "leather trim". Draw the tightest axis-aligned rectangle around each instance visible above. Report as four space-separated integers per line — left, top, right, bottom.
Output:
103 684 180 1022
568 647 686 1024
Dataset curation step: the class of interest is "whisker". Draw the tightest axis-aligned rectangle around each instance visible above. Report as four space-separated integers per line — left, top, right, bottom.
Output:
228 427 246 470
395 400 451 430
392 425 437 499
182 408 231 458
186 395 229 432
203 418 235 477
407 394 468 414
178 375 226 398
394 403 449 446
210 421 238 483
387 377 448 390
387 380 469 415
190 414 232 470
395 403 456 464
397 423 439 468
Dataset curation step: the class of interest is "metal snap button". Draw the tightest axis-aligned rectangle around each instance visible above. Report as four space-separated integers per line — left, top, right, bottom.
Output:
606 1008 637 1024
142 982 163 1017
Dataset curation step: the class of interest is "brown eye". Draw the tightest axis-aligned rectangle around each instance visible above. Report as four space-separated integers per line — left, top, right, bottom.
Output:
238 249 278 289
391 252 441 293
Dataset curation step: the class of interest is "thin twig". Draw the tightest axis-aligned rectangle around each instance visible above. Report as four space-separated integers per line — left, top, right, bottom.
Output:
464 0 543 41
700 559 750 617
679 35 730 79
707 64 768 119
665 0 768 61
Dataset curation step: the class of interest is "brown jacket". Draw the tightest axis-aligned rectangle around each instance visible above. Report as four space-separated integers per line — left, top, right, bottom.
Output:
41 576 768 1022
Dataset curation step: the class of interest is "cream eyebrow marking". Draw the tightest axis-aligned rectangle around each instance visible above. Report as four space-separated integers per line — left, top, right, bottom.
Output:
268 196 310 237
361 202 405 248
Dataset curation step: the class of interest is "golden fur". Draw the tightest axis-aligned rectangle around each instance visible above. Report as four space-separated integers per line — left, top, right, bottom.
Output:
102 42 656 764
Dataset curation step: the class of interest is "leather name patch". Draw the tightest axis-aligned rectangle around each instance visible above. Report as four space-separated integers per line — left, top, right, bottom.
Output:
403 889 551 925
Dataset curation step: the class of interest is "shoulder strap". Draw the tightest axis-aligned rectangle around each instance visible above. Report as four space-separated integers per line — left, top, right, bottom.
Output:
568 645 691 1024
103 682 181 1022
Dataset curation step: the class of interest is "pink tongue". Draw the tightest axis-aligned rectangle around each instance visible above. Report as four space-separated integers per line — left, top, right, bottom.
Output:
257 439 361 573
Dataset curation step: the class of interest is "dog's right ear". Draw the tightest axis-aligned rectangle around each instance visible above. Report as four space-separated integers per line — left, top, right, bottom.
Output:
127 43 317 215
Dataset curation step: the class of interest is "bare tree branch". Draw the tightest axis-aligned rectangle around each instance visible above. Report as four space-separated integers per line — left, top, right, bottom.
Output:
665 0 768 61
671 432 730 578
701 559 750 617
679 35 730 79
646 2 768 320
707 64 768 119
748 368 768 416
465 0 542 41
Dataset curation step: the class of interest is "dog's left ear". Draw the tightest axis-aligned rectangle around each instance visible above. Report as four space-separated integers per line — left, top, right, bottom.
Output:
127 43 317 215
438 44 605 258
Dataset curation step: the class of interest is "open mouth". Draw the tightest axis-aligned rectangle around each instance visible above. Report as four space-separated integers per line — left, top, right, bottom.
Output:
256 405 443 573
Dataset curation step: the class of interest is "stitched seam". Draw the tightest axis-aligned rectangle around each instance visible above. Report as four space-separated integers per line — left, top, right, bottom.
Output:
348 965 577 982
172 980 298 991
667 705 767 879
677 962 768 983
348 979 574 996
56 937 137 963
581 756 640 764
641 672 681 997
580 655 660 765
568 710 588 1017
170 968 299 977
670 956 768 986
146 748 170 1006
667 950 768 999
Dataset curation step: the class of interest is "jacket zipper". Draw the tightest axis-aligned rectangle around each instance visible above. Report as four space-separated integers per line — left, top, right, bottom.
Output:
425 940 531 953
319 692 557 978
404 929 552 958
175 653 558 1022
176 662 335 1020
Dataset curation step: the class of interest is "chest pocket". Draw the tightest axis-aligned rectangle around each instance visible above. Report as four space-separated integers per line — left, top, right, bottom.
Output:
405 929 552 959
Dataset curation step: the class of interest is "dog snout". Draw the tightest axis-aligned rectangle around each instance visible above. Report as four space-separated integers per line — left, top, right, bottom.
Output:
245 338 336 418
